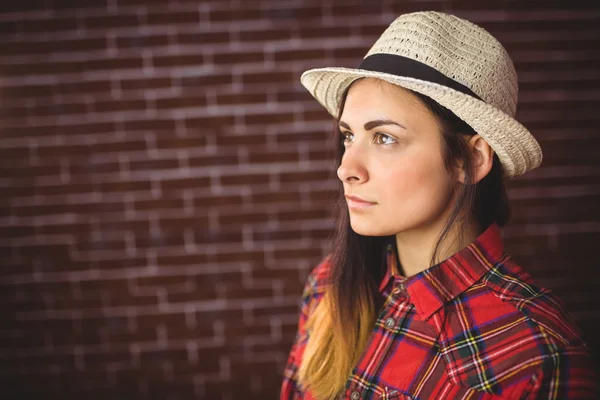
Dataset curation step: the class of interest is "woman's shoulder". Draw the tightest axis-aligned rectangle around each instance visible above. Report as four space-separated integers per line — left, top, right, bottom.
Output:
482 253 587 347
441 254 595 397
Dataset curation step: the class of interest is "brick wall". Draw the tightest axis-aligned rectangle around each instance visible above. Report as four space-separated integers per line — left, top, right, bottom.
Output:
1 0 599 399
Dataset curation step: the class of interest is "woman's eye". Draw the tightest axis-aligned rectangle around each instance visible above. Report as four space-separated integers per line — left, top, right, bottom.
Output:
374 133 396 145
341 132 354 144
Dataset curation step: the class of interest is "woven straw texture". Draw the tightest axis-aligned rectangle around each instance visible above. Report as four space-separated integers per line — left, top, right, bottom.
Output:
300 11 543 178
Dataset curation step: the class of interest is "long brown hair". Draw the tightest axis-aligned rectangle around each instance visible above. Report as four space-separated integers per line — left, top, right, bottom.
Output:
298 79 511 399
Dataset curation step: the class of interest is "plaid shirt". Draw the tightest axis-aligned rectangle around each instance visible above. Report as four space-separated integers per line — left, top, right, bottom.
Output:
281 223 597 399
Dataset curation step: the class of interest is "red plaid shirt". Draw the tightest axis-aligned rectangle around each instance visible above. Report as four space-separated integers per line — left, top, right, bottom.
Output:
281 223 597 399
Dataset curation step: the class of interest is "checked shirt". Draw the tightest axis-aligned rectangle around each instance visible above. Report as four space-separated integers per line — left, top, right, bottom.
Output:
281 223 596 399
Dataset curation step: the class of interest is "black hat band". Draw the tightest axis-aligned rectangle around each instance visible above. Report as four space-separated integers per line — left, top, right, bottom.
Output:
358 53 483 101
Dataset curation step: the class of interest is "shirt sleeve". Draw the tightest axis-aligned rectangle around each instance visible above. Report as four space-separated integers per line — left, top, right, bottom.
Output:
280 258 329 400
521 344 597 399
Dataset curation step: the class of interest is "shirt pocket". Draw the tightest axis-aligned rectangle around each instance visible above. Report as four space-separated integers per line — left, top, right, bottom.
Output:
437 295 545 396
439 333 535 396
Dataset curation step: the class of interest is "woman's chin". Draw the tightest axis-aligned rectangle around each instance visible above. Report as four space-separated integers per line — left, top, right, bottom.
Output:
349 219 395 237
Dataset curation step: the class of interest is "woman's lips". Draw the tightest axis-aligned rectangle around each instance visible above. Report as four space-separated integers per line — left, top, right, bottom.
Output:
345 195 377 210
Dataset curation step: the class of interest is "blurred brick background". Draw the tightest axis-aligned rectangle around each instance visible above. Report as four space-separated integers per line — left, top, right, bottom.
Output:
1 0 599 399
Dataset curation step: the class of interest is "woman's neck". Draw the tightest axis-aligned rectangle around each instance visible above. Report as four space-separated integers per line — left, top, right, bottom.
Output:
394 217 482 278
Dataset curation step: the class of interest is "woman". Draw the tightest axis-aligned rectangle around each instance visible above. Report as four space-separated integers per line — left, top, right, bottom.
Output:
280 11 596 400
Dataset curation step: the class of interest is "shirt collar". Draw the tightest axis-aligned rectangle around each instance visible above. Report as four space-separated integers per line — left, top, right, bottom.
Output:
379 223 505 320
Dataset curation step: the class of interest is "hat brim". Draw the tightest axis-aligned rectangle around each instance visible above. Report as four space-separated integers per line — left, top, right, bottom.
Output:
300 67 542 178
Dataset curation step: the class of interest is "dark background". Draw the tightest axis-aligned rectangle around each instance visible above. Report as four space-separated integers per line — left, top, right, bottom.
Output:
1 0 599 399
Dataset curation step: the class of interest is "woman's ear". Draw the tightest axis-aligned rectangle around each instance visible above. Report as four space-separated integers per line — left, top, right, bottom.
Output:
457 135 494 184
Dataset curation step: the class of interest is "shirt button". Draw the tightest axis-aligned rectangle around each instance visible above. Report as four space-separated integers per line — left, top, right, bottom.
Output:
384 317 395 328
351 390 361 400
392 283 405 294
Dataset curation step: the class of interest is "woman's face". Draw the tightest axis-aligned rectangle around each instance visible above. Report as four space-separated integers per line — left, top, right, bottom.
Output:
337 78 458 237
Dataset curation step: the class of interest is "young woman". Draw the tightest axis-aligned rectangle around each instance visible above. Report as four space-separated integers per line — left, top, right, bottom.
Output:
280 11 596 400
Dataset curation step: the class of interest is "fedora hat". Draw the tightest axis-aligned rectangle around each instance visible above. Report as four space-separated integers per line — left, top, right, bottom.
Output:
300 11 542 178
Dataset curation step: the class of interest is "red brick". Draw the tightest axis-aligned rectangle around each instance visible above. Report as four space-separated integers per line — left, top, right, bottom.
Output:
277 170 331 183
146 10 200 25
57 79 111 96
273 247 324 261
156 252 210 267
276 208 331 222
330 4 387 17
251 191 302 204
124 118 176 132
193 194 244 208
298 25 353 38
252 227 304 242
88 256 148 271
275 89 313 103
3 121 116 138
220 173 270 186
129 158 180 172
176 31 232 45
275 129 330 144
358 23 388 36
99 179 153 194
92 98 147 113
0 151 39 169
134 231 186 249
153 54 206 68
220 282 274 301
0 37 108 56
160 177 210 191
213 51 265 65
248 148 300 164
166 287 219 303
195 270 245 287
185 115 235 130
156 94 208 109
31 101 88 117
188 154 239 167
218 210 270 226
216 92 267 105
309 189 338 202
18 16 79 33
158 214 209 230
301 108 330 122
264 6 323 20
83 14 140 30
213 250 265 263
273 48 327 62
69 160 121 176
244 112 294 125
116 33 169 49
209 9 262 22
132 196 185 211
223 318 271 341
194 229 242 244
37 140 146 158
155 136 208 150
120 77 173 91
331 45 369 59
214 133 266 147
0 104 30 119
241 71 294 85
238 28 292 42
94 218 152 232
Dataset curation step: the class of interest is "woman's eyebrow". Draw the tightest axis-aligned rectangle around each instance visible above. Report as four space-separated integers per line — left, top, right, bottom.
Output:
338 119 407 131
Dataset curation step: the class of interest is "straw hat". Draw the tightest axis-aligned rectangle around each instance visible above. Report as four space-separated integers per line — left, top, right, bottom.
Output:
300 11 542 178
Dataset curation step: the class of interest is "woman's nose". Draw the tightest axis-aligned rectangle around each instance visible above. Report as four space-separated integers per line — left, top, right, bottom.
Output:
337 149 368 184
